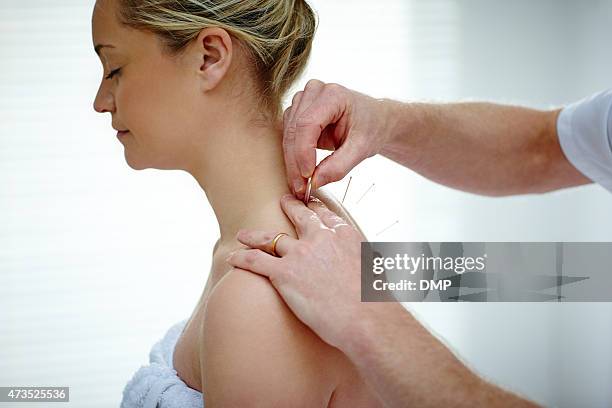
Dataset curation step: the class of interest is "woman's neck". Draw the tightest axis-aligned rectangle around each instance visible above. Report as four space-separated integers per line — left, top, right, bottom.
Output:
187 117 296 250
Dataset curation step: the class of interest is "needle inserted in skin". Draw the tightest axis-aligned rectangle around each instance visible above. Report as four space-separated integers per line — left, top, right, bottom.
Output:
356 183 375 205
341 176 352 204
376 219 399 236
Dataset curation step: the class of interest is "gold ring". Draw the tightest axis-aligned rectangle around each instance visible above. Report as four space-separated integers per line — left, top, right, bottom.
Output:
270 232 288 257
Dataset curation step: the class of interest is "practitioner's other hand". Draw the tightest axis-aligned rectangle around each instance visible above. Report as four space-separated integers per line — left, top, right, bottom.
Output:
284 79 397 200
226 194 365 350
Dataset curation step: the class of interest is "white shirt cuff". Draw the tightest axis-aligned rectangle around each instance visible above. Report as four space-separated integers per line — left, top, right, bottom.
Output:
557 89 612 192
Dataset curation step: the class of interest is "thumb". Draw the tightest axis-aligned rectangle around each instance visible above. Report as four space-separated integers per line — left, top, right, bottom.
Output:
312 140 365 189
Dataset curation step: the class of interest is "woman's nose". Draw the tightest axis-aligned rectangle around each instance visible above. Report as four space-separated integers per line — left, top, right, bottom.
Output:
93 81 115 113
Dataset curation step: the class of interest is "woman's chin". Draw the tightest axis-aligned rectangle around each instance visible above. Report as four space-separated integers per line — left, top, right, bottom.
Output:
124 153 148 170
124 155 178 171
126 163 147 171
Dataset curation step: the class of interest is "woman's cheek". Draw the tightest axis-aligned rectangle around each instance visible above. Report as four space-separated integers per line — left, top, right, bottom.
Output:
118 84 145 131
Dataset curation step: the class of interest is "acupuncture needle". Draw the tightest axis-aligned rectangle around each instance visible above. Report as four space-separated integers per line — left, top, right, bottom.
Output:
303 176 312 204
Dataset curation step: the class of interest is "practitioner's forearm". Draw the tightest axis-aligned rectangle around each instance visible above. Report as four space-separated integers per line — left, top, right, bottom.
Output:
341 303 540 408
379 101 591 196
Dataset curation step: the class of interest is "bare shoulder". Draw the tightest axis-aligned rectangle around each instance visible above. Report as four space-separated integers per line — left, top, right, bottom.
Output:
199 267 344 407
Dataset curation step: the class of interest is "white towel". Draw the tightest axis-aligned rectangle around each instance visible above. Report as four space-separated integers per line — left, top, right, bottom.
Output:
120 319 204 408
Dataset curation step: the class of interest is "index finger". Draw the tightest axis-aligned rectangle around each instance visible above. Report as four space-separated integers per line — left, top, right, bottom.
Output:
293 86 346 182
307 199 350 230
283 98 305 197
291 80 325 181
280 194 325 237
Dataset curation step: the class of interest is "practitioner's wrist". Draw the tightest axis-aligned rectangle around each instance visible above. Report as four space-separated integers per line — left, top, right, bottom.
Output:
339 302 410 363
375 98 405 155
378 100 428 167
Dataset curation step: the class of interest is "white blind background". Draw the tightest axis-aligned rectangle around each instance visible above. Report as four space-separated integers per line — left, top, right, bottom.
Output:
2 1 612 407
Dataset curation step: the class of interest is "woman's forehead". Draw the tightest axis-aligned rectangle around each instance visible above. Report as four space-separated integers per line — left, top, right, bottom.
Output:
92 0 181 65
92 0 133 58
92 0 125 45
93 0 118 28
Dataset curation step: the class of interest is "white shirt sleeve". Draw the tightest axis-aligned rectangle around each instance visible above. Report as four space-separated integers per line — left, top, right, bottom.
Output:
557 89 612 192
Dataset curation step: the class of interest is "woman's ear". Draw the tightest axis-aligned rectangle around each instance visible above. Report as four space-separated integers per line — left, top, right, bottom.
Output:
194 27 233 92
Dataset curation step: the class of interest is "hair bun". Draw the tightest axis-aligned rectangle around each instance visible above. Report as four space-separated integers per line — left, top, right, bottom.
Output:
264 0 318 112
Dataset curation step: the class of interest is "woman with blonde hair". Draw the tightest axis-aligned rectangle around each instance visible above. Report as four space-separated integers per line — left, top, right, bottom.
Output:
92 0 383 406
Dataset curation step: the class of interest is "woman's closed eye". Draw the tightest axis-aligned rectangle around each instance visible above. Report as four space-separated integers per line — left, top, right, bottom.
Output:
105 67 121 80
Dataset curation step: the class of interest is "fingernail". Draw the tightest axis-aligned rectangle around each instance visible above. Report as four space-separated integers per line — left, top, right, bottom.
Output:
300 167 313 179
282 193 294 200
293 180 303 193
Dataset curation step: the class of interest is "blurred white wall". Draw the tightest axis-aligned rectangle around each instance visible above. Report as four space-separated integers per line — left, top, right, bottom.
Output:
1 0 611 407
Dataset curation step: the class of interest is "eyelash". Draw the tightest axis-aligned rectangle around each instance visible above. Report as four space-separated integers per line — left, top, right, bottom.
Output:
105 68 121 80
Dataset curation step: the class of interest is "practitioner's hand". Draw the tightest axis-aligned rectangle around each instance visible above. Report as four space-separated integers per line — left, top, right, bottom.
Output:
225 194 365 350
284 79 398 200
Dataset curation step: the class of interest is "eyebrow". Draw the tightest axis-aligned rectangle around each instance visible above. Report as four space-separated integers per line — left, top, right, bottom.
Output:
94 43 116 56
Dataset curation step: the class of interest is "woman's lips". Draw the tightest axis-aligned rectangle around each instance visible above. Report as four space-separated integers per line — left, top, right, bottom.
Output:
116 130 129 138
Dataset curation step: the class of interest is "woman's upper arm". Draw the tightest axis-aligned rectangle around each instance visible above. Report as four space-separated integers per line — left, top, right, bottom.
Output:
200 268 340 407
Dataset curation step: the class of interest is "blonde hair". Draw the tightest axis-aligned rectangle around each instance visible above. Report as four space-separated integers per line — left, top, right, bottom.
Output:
116 0 317 118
